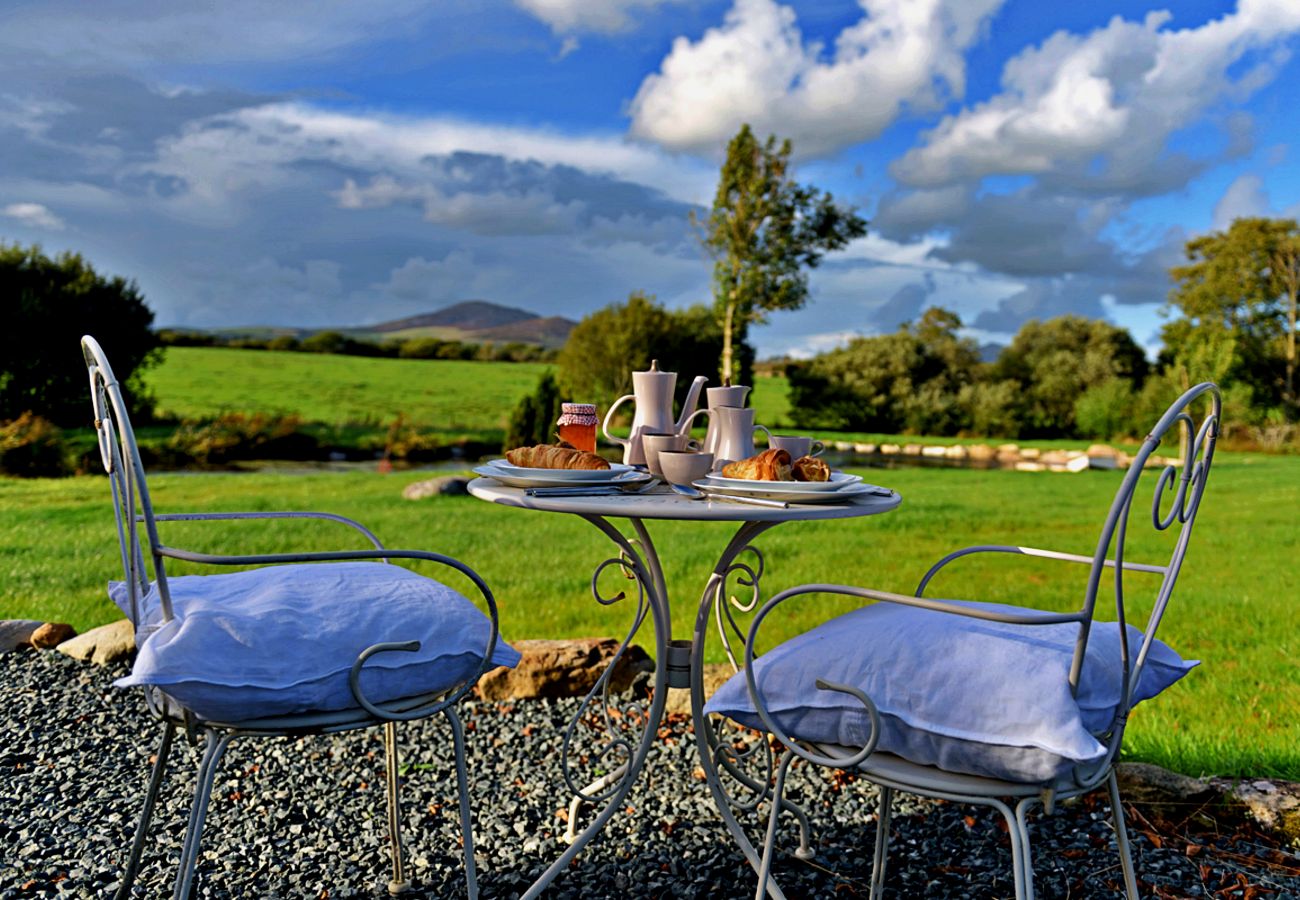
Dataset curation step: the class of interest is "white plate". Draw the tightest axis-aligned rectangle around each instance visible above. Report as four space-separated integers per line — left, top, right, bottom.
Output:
703 470 862 492
474 462 648 489
694 479 885 504
484 458 634 482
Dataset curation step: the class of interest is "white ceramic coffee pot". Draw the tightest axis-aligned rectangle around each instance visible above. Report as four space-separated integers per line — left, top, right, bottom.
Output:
710 406 771 466
601 360 708 466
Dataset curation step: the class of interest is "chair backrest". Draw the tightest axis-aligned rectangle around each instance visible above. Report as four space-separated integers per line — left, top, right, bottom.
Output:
1075 381 1220 753
83 335 175 625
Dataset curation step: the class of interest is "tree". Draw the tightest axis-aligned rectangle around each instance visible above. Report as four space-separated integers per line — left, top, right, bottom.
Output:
993 315 1148 437
1163 217 1299 411
557 291 748 409
700 125 867 383
1 243 158 425
785 307 982 434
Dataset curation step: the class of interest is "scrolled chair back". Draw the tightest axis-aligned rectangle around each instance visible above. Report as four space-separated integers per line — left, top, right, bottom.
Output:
1077 381 1220 771
82 334 175 626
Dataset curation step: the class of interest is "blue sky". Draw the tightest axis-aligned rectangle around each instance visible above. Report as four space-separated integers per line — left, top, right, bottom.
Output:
2 0 1298 358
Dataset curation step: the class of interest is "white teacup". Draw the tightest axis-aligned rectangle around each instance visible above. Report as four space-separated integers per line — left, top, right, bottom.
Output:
769 434 824 459
642 432 700 477
658 450 715 487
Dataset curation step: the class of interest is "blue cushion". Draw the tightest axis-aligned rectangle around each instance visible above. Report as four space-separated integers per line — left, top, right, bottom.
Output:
703 599 1196 783
111 562 519 722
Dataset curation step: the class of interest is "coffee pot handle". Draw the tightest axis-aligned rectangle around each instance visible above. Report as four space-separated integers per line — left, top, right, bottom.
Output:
676 407 711 435
753 424 773 445
601 394 635 447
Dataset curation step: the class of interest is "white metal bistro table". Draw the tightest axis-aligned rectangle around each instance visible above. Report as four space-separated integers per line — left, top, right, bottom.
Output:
467 477 902 898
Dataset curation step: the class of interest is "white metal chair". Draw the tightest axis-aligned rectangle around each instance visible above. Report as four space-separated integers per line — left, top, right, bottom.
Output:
83 335 512 899
708 382 1220 899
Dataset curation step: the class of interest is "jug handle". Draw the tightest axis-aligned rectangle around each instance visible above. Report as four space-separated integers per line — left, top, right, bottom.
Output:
602 394 635 447
676 407 711 436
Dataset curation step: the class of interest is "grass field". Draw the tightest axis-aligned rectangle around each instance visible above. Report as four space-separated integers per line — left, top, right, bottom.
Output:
145 346 551 435
3 453 1296 779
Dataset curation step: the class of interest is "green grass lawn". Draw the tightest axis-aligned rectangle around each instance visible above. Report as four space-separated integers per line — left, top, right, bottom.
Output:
145 346 551 433
3 453 1296 779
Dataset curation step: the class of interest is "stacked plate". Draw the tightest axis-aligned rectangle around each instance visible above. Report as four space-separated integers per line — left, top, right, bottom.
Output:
693 470 887 503
473 458 652 489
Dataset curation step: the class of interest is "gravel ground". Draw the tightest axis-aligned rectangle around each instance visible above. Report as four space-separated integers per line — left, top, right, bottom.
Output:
2 650 1297 899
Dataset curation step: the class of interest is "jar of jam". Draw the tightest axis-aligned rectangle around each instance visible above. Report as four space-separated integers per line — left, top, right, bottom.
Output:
556 403 598 453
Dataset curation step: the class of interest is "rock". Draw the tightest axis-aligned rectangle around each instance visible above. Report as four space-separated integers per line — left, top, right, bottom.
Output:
0 620 42 654
1213 777 1300 844
1119 762 1300 843
1040 450 1072 466
1019 447 1041 460
879 443 901 455
944 444 968 459
475 638 654 701
852 443 876 455
966 444 995 461
402 476 470 500
902 443 923 456
30 622 76 649
55 619 135 665
921 445 947 458
1065 455 1091 473
1014 461 1046 472
663 663 735 717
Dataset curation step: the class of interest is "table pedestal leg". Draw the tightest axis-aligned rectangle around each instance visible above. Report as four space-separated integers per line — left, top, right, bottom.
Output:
691 521 814 900
520 515 670 899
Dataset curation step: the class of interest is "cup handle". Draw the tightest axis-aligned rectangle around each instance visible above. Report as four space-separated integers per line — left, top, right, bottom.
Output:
601 395 635 447
685 438 701 451
810 440 824 457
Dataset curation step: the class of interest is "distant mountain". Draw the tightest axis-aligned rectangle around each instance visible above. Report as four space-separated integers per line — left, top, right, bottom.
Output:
979 342 1005 363
370 300 538 333
473 315 577 347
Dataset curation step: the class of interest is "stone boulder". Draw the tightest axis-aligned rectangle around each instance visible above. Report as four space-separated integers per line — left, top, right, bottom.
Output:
0 620 42 654
31 622 76 649
56 619 135 666
476 638 654 701
1118 762 1300 843
402 476 471 500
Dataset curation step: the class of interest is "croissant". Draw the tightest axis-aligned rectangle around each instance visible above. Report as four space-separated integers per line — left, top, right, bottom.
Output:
791 455 831 482
506 444 610 470
721 448 792 481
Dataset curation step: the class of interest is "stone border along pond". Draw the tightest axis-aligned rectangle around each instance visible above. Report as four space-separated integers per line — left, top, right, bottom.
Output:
3 636 1298 898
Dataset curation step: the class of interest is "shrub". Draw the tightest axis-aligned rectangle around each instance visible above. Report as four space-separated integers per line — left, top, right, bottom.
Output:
1074 378 1137 440
504 372 563 451
167 413 318 465
0 412 70 477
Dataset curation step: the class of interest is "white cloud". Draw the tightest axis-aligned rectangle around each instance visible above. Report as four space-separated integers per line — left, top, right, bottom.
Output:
145 102 715 211
628 0 1004 157
1 202 65 230
892 0 1300 192
337 175 588 235
514 0 685 35
1212 173 1271 229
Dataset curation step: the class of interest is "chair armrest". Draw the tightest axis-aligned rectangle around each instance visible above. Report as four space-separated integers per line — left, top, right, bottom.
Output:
155 544 502 722
148 511 385 550
915 544 1167 597
741 583 1088 769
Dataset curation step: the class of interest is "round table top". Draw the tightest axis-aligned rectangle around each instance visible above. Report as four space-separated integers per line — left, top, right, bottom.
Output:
467 477 902 523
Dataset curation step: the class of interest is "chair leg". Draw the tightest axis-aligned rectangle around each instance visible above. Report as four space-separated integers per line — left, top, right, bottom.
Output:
445 707 479 900
991 799 1033 900
869 785 893 900
1014 798 1038 900
1107 770 1141 900
114 722 176 900
755 749 796 900
383 722 411 895
171 730 232 900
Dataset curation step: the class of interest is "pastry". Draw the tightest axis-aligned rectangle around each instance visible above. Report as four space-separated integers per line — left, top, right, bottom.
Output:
791 455 831 482
721 448 792 481
505 443 610 470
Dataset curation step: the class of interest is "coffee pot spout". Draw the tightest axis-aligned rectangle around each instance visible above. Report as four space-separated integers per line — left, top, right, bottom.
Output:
674 375 709 434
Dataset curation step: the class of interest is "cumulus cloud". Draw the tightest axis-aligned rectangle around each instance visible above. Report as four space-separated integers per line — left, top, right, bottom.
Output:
2 202 65 230
628 0 1004 157
514 0 685 35
1212 173 1271 229
892 0 1300 194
